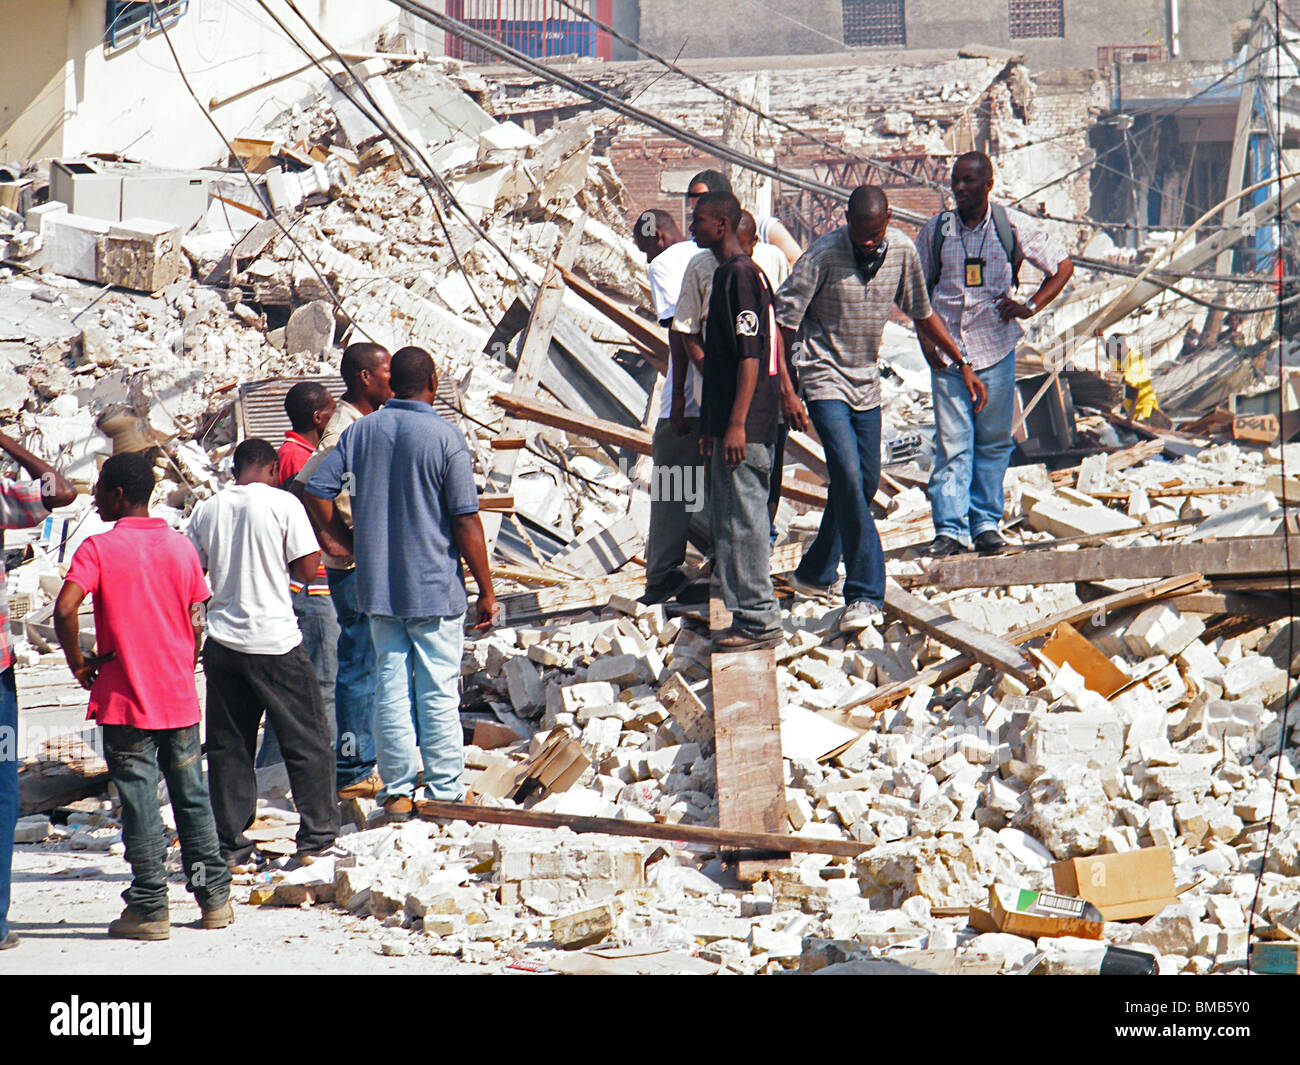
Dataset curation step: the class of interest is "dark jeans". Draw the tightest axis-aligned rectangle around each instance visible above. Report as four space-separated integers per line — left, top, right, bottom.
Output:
203 638 339 865
102 723 231 920
768 422 788 544
794 400 885 607
327 567 377 790
0 668 18 940
645 418 708 589
258 587 339 767
708 442 781 637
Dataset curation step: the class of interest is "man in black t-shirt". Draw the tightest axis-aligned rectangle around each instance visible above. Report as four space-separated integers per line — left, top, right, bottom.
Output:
691 191 788 650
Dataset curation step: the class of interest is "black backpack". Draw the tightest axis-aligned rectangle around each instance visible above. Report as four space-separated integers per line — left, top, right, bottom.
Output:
926 203 1023 295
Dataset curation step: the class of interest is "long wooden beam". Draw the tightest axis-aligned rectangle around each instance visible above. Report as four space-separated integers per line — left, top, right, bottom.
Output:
416 799 868 857
851 573 1206 715
926 537 1291 589
882 581 1041 688
491 392 829 509
558 264 669 376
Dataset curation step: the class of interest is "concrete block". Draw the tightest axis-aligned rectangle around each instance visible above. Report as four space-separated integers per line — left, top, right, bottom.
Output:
560 681 619 714
1221 656 1287 700
587 653 640 686
1174 802 1208 847
41 210 109 282
551 902 616 948
97 218 184 291
503 656 544 712
1147 800 1176 848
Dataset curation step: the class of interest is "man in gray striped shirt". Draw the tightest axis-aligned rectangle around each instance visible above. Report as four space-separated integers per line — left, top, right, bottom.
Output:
775 186 982 632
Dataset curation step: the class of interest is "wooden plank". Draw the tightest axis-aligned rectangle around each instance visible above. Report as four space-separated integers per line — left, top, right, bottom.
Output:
1169 591 1295 618
1048 439 1163 486
882 581 1040 688
557 264 669 376
415 798 867 857
491 392 829 509
850 574 1205 716
711 648 788 882
496 571 647 623
927 537 1292 590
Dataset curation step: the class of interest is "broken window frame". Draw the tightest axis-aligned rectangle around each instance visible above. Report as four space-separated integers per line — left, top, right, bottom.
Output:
841 0 907 48
104 1 189 50
1007 0 1064 39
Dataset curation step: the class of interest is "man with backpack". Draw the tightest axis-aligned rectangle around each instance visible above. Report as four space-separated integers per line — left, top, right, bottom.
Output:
917 151 1073 558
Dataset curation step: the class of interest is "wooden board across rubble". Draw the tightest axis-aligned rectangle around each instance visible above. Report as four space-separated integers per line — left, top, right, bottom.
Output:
926 536 1292 589
415 800 867 857
882 580 1041 689
490 392 830 510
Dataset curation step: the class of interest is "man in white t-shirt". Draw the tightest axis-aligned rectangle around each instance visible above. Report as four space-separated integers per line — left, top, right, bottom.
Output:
634 208 709 604
188 438 339 871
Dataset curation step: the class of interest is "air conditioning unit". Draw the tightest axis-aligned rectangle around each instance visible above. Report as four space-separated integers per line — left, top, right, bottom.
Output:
49 158 211 231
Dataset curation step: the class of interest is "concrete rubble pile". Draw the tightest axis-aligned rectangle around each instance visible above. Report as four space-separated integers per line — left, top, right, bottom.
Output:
4 54 1299 976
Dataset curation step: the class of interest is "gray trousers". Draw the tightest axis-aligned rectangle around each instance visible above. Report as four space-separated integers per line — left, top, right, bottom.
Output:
645 418 708 587
709 442 781 637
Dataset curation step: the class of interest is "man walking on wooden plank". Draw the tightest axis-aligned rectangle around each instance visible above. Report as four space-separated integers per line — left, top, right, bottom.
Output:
776 185 977 631
917 151 1073 558
692 191 788 651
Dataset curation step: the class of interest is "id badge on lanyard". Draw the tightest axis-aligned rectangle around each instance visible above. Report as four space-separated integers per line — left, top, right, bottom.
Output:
964 257 985 288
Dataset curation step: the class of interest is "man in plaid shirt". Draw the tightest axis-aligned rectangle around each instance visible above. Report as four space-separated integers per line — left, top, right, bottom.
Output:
0 430 76 950
917 151 1073 557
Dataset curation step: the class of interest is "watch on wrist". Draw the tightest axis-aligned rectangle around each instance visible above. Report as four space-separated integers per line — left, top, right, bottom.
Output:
1025 298 1039 314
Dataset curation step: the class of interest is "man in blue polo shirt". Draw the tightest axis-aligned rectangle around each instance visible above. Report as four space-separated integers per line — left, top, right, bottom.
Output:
304 346 498 821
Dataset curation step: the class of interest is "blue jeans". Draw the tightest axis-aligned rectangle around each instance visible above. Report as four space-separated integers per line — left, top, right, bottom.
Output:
794 401 885 607
328 567 376 790
0 668 17 941
928 351 1017 544
102 723 232 919
258 586 339 768
369 614 465 802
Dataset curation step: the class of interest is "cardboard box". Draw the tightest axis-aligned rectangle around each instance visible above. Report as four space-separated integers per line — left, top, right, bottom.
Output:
988 883 1104 940
1040 622 1130 697
1051 846 1178 921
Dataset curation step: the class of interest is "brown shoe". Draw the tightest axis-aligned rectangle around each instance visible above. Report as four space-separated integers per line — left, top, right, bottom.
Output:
711 627 781 652
200 901 234 929
337 770 383 801
108 906 170 941
383 796 415 823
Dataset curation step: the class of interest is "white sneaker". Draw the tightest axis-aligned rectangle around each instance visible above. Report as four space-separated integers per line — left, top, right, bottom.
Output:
839 601 883 632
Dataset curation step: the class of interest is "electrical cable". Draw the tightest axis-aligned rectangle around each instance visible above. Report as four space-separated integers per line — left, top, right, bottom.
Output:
550 0 951 194
257 0 530 320
410 0 1295 299
1247 0 1295 971
146 2 377 342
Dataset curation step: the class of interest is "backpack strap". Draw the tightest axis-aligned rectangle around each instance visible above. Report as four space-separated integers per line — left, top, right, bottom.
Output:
926 210 954 297
991 203 1023 290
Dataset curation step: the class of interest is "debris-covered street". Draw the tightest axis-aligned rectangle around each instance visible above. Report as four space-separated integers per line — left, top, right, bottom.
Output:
2 0 1300 1001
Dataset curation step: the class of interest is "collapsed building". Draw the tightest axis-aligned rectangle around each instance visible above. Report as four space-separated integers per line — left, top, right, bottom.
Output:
3 11 1300 975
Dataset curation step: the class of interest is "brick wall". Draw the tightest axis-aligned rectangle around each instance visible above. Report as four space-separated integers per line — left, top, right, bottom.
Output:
608 132 948 244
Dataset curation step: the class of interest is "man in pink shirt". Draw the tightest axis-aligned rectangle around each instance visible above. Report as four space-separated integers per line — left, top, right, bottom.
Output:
54 452 232 941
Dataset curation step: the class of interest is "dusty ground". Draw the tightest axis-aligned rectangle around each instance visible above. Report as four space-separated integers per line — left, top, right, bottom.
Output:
0 848 485 975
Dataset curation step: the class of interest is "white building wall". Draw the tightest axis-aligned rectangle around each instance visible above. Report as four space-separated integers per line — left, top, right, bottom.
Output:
1 0 431 167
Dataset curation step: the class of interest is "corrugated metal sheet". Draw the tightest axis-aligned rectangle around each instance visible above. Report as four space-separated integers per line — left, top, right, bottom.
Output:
235 376 464 443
